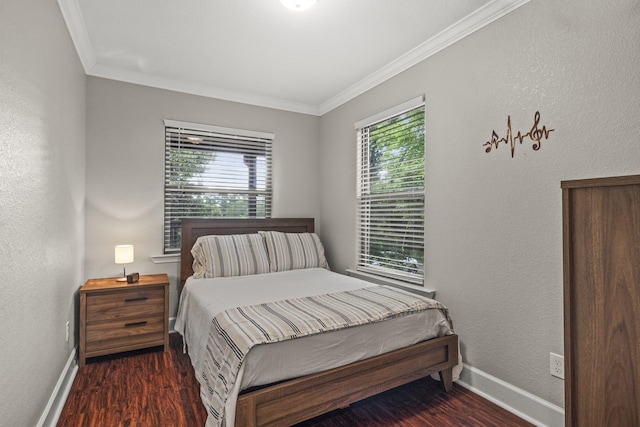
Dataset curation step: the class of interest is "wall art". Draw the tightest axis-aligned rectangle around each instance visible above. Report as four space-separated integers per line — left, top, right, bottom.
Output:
483 111 554 158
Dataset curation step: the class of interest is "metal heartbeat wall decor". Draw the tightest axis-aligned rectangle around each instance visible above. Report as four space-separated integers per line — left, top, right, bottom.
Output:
483 111 554 158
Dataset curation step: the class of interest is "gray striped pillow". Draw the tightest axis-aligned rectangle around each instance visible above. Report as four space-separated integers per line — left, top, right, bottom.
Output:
191 233 270 279
259 231 330 272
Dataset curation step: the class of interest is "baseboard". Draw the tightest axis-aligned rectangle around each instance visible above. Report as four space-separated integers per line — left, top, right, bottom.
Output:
457 364 565 427
37 347 78 427
39 318 177 426
36 317 178 427
41 333 559 427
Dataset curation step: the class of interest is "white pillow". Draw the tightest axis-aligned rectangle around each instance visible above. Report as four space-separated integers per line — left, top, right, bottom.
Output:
259 231 330 272
191 233 270 279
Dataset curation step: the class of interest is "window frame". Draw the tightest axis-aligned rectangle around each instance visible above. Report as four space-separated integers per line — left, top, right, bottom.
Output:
354 96 426 285
163 119 273 253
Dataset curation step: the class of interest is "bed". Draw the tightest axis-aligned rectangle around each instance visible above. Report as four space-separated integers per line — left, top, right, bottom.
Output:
176 218 459 427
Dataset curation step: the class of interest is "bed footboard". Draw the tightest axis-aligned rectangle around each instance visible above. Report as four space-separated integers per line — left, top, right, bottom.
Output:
235 333 458 427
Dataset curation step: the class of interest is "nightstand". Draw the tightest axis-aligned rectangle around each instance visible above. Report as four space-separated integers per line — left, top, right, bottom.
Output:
79 273 170 368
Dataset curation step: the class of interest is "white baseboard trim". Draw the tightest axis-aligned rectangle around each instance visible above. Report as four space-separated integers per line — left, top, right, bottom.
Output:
37 347 78 427
37 341 563 427
457 364 565 427
38 320 181 427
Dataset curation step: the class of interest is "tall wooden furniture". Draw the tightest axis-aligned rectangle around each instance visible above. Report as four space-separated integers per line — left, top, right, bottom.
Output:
562 175 640 426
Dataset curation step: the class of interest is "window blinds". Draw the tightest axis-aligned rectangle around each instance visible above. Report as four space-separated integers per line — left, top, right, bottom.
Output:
163 120 273 252
356 97 425 284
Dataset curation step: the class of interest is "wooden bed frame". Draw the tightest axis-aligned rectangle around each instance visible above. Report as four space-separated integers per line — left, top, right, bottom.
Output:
179 218 459 427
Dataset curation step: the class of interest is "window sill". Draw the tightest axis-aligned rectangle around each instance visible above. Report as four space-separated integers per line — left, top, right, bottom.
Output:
150 254 180 264
345 269 435 299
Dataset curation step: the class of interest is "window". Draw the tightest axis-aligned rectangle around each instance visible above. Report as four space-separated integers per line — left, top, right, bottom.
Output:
355 96 425 285
163 120 273 253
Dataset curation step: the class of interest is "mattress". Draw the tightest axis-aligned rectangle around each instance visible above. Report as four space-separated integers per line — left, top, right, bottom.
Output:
175 268 456 426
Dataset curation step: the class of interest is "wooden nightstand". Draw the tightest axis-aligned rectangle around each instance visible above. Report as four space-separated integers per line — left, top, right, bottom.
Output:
79 273 170 368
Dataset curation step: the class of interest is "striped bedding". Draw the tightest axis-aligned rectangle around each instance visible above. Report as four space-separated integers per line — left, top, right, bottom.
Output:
259 230 329 272
199 285 452 427
191 233 271 279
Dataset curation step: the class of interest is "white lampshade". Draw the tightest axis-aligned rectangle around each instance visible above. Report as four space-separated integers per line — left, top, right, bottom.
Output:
280 0 317 11
115 245 134 264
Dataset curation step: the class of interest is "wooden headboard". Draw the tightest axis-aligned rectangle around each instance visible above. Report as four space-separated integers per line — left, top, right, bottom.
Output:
179 218 315 287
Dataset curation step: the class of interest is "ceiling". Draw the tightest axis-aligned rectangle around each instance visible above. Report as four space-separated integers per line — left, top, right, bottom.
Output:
58 0 528 115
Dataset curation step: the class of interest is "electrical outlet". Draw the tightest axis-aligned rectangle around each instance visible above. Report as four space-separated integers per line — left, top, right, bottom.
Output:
550 352 564 379
65 321 70 342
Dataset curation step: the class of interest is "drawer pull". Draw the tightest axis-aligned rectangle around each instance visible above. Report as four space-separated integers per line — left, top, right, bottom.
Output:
124 321 148 328
125 297 148 303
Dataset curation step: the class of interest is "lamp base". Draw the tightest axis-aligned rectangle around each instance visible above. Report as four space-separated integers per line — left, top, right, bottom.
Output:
115 276 127 282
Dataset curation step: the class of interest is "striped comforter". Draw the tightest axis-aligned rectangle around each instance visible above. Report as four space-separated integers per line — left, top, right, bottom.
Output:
199 285 452 427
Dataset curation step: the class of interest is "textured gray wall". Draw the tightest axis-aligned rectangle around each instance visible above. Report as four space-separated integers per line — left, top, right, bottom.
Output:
0 1 86 425
319 0 640 408
4 0 639 422
84 78 322 316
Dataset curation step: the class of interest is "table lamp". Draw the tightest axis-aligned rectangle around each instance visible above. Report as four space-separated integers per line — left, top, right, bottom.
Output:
115 244 134 282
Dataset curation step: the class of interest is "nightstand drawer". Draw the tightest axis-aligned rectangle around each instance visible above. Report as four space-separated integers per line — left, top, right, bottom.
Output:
86 288 165 323
79 274 170 367
85 315 165 354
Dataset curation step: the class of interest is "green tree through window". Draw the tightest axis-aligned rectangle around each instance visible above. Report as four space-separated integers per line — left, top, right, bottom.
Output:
164 121 273 252
357 102 425 284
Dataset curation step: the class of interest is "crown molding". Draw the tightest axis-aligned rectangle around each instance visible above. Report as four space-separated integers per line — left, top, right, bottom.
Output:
58 0 529 117
57 0 96 73
57 0 319 115
318 0 531 115
87 63 321 115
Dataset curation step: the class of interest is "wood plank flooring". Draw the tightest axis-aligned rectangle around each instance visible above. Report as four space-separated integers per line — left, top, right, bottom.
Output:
58 333 534 427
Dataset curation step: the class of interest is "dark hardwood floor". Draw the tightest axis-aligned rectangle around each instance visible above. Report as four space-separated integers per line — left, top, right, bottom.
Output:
58 333 533 427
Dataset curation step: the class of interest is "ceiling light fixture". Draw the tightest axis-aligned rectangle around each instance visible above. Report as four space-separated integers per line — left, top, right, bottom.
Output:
280 0 317 12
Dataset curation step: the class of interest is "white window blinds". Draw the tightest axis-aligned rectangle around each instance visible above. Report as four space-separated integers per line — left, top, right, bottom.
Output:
163 120 273 253
355 97 425 285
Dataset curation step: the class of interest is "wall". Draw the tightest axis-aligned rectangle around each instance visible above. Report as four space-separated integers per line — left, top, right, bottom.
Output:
85 78 321 316
0 0 86 425
320 0 640 409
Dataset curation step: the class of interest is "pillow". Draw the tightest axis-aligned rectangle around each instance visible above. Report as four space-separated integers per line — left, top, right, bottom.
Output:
191 233 270 279
259 231 330 272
